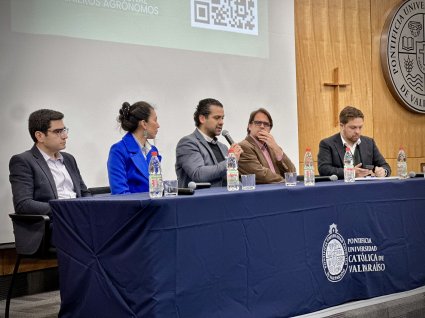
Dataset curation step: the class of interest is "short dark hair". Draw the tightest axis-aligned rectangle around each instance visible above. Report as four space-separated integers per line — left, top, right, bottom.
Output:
339 106 364 125
193 98 223 127
28 109 64 143
247 108 273 134
118 101 154 132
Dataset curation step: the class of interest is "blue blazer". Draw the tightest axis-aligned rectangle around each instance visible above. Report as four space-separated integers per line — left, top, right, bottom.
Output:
107 132 161 194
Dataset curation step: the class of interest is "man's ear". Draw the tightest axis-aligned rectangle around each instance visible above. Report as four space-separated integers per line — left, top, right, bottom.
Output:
199 115 206 124
34 131 44 143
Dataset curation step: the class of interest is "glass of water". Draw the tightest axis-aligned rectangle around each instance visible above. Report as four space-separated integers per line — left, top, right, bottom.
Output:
241 174 256 190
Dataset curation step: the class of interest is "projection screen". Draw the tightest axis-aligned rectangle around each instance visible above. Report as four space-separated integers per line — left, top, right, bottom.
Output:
0 0 298 243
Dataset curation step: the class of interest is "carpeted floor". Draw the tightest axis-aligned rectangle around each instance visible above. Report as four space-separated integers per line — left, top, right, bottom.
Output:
1 287 425 318
297 286 425 318
0 290 60 318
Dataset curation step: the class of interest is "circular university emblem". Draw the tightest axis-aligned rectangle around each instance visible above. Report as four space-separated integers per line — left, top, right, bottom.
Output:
322 224 348 282
381 0 425 114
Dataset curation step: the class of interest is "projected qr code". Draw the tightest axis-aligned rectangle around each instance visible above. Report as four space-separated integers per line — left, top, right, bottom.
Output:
191 0 258 35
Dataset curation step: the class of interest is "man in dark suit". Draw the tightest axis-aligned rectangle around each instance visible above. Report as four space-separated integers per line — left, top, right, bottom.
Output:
9 109 90 250
318 106 391 179
175 98 243 187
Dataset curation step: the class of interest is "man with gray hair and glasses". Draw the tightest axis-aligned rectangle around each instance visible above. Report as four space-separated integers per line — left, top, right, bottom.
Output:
238 108 296 184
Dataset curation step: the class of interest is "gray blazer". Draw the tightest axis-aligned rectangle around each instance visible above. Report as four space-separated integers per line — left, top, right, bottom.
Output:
9 145 90 252
175 129 228 188
318 133 391 178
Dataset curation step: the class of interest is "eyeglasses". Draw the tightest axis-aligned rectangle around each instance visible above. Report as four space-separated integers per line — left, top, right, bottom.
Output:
252 120 271 128
47 127 69 137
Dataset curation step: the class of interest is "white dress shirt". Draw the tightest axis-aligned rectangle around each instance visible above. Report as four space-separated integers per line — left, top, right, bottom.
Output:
38 147 77 199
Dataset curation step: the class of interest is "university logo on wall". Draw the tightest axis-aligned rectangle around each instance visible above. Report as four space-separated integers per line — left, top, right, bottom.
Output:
380 0 425 114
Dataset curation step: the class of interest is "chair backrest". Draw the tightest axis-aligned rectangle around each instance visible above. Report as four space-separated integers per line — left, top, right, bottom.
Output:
88 186 111 196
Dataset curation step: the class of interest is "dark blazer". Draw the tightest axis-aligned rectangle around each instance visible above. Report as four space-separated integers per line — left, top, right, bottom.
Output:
107 132 161 194
238 136 296 184
175 129 228 188
318 133 391 178
9 145 90 252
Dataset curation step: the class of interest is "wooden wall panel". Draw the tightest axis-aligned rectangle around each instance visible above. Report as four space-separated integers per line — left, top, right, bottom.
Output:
0 249 57 275
386 158 425 176
296 0 425 175
295 0 373 173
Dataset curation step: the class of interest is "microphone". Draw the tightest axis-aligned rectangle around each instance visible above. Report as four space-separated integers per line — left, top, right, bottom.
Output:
297 175 338 182
188 182 212 190
409 171 424 178
221 130 235 145
177 188 194 195
315 175 338 182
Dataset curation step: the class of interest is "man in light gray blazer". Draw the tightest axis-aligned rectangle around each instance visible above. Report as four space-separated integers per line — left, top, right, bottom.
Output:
9 109 90 253
318 106 391 179
175 98 243 188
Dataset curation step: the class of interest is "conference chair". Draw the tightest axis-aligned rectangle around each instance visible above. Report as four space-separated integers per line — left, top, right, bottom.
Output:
5 214 56 318
88 186 111 196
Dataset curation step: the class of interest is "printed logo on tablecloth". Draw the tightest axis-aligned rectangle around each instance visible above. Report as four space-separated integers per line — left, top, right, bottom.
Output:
322 224 348 282
322 223 386 283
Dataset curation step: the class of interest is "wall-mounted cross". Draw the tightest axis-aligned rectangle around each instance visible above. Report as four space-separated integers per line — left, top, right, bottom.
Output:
324 67 351 126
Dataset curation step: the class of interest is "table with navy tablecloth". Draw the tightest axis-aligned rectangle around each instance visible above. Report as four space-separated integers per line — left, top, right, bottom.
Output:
50 178 425 318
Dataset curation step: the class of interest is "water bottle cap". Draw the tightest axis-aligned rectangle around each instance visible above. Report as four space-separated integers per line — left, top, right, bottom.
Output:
228 148 235 153
151 151 158 156
306 147 311 151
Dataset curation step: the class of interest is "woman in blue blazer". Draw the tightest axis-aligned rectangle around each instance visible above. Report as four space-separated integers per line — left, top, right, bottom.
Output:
107 101 161 194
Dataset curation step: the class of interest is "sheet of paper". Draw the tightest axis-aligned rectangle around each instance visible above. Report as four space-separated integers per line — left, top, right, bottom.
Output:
354 176 400 181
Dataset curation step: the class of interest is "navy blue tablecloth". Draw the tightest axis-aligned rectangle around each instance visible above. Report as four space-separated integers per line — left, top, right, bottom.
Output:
50 178 425 318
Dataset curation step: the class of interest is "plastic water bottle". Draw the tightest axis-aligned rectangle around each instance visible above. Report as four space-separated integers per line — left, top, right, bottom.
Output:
397 146 407 179
226 148 240 191
303 147 315 186
343 147 355 183
148 151 163 198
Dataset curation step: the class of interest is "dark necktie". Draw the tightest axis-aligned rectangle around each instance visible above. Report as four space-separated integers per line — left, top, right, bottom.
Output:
353 147 361 166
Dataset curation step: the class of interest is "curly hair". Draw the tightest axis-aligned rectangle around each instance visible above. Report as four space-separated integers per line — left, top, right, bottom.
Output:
193 98 223 127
